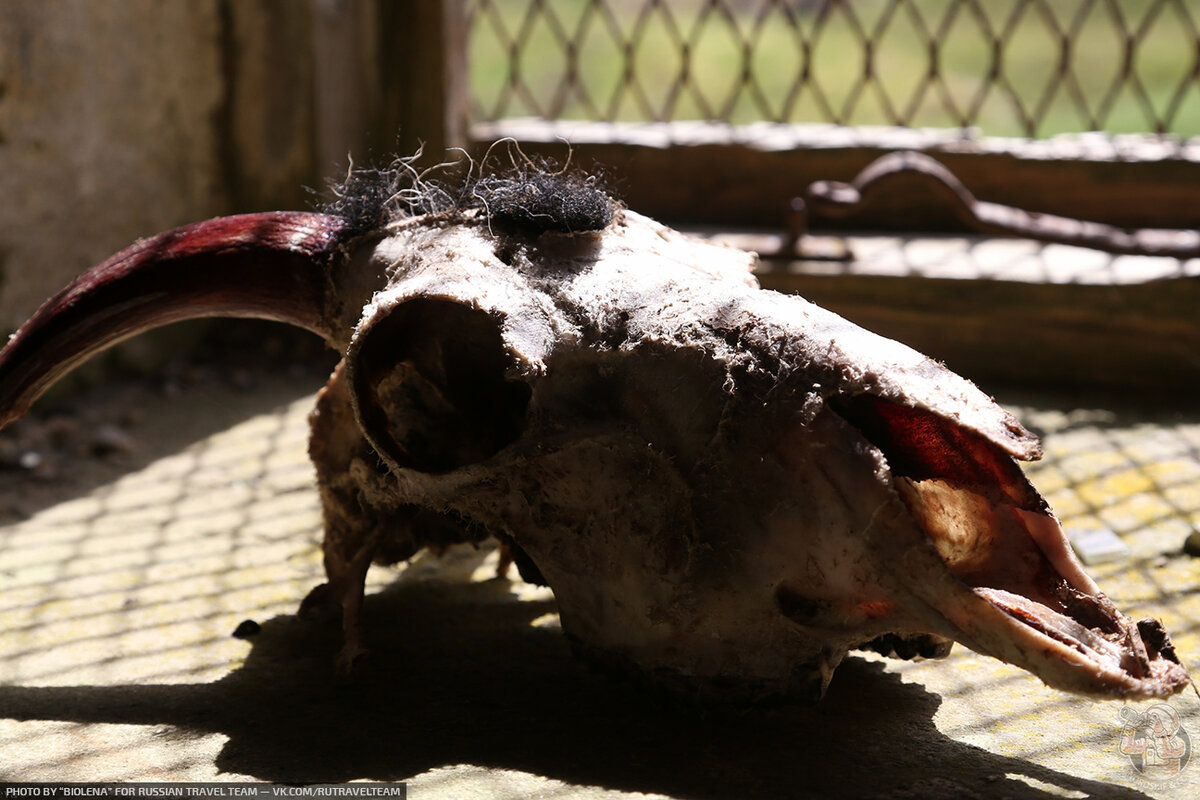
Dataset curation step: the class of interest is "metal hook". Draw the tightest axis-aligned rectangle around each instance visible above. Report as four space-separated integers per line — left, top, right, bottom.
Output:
805 151 1200 259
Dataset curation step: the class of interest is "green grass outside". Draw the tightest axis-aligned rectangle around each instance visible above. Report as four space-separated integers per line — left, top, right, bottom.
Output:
469 0 1200 138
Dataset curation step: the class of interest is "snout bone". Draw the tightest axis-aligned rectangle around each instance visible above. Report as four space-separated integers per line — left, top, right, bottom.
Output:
0 159 1190 704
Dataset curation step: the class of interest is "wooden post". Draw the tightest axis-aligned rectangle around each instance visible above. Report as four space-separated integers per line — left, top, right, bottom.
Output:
373 0 470 162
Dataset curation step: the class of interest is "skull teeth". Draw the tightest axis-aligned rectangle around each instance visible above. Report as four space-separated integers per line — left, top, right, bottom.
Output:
974 586 1128 665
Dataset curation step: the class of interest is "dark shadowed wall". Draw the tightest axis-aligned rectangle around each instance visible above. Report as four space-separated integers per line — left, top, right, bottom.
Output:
0 0 465 336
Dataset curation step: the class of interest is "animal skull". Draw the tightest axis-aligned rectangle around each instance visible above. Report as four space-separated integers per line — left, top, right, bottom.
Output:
0 161 1190 704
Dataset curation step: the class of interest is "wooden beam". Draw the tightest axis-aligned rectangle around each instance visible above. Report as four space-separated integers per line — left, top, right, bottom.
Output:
740 234 1200 392
471 120 1200 232
765 272 1200 393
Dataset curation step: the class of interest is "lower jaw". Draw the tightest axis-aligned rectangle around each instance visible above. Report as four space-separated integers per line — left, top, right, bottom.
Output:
941 585 1192 699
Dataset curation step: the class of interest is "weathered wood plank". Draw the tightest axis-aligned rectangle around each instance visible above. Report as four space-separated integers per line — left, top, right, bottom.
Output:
746 236 1200 392
471 120 1200 232
765 273 1200 392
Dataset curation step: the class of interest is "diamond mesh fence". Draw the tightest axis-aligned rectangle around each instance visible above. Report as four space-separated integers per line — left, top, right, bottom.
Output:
469 0 1200 138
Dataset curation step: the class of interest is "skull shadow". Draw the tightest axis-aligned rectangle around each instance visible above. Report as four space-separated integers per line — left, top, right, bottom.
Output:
0 545 1158 800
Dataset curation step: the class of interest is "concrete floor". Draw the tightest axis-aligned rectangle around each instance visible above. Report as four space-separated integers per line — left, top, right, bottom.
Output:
1 368 1198 799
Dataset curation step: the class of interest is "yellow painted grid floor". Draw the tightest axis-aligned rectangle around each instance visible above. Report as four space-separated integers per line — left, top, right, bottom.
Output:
0 372 1198 799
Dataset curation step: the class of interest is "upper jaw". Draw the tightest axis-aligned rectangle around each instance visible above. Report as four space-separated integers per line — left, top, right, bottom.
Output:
814 394 1192 700
892 477 1192 700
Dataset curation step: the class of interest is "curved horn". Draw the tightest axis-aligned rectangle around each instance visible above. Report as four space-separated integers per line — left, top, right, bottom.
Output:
0 211 352 427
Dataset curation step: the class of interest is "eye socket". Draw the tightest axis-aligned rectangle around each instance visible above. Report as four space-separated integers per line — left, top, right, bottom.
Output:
351 297 531 473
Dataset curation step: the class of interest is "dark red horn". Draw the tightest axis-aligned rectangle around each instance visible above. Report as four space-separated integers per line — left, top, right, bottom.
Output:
0 211 352 427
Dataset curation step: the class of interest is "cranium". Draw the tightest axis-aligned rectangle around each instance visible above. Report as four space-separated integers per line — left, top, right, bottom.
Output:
0 156 1190 704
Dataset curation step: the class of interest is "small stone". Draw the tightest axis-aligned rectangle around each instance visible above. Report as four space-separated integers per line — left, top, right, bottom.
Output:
1067 528 1130 565
1184 529 1200 558
18 450 42 470
89 424 135 457
232 619 261 638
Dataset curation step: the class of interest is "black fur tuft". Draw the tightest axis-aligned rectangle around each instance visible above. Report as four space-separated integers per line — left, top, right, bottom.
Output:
468 163 615 234
311 150 458 236
313 145 617 237
311 164 398 236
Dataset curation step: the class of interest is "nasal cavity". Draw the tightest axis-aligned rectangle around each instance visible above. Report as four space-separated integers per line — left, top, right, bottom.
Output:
828 394 1044 512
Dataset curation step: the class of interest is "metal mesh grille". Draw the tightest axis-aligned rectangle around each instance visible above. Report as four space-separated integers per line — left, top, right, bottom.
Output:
469 0 1200 138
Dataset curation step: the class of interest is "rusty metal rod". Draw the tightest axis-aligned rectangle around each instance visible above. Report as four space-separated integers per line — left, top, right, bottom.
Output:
806 151 1200 259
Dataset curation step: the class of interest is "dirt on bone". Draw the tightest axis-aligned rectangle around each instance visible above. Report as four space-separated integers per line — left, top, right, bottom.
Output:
1137 617 1182 664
